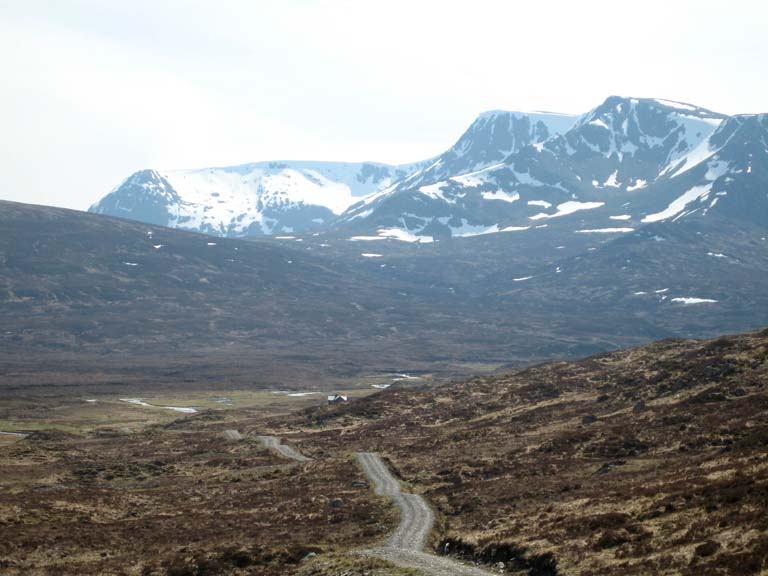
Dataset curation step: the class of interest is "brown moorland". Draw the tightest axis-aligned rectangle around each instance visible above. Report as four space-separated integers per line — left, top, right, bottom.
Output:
271 328 768 575
0 412 401 576
1 329 766 575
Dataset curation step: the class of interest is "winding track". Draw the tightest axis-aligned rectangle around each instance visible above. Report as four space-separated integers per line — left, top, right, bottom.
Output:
257 435 312 462
356 452 494 576
257 438 492 574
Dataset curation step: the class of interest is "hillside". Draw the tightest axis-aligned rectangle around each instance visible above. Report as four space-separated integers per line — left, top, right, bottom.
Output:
0 200 446 393
1 330 765 575
2 200 767 395
275 328 768 575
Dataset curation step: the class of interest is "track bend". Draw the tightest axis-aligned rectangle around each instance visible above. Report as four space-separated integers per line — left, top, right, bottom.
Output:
257 435 312 462
356 452 494 576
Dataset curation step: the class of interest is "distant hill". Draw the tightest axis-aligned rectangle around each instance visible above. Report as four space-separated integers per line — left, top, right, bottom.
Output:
2 199 767 394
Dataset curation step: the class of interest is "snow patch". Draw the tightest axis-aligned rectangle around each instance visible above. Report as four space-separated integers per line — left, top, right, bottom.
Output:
604 170 620 188
529 201 604 220
377 228 434 243
642 184 712 223
671 297 718 305
705 160 729 181
348 208 373 221
482 190 520 203
444 219 529 237
419 182 455 204
271 390 321 397
660 116 722 179
449 163 505 187
575 228 634 234
653 99 698 112
120 398 197 414
391 373 421 381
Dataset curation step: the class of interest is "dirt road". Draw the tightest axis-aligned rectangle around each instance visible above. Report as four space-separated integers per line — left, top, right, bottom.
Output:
356 452 494 576
257 435 312 462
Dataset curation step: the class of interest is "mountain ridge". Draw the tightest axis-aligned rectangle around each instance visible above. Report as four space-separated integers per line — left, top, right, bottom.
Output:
334 96 766 241
90 159 431 237
89 108 582 237
90 95 767 243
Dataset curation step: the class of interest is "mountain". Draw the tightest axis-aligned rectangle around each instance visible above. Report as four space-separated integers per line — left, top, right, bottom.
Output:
7 97 768 394
378 109 577 192
89 98 767 246
89 160 428 237
88 111 577 238
337 97 767 241
545 96 726 189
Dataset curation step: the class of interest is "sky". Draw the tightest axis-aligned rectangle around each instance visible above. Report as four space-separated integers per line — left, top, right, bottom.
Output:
1 0 766 210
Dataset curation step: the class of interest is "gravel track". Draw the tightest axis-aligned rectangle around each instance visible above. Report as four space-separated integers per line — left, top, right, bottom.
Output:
257 435 312 462
356 452 495 576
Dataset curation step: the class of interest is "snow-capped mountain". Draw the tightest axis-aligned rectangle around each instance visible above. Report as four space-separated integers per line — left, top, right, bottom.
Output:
91 97 767 241
391 109 578 191
545 96 726 188
336 97 767 241
90 160 427 237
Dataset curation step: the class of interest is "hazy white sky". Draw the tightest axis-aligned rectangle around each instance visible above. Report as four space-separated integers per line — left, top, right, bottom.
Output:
1 0 766 210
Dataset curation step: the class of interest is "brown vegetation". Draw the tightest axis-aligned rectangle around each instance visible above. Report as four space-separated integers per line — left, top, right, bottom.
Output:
0 413 395 575
1 329 766 575
271 328 768 575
